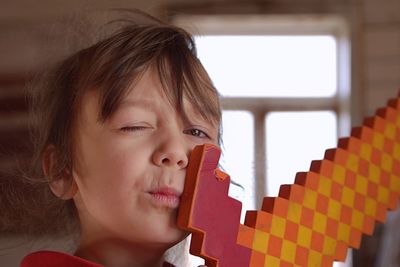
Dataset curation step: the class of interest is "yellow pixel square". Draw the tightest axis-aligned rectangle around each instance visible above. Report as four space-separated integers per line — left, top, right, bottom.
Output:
327 199 341 220
337 223 351 243
317 176 332 197
281 240 297 263
322 236 337 255
253 229 269 253
287 203 302 224
393 143 400 161
341 187 355 207
372 133 384 149
303 189 318 210
313 212 327 234
332 165 346 185
360 144 372 161
346 154 359 173
377 186 389 203
389 174 400 193
381 153 393 172
271 216 286 238
264 255 280 267
369 165 380 184
364 197 377 217
297 225 312 248
384 123 396 140
308 250 323 266
351 210 364 230
355 175 368 195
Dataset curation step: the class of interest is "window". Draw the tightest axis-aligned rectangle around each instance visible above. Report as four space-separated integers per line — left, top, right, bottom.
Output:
195 35 337 97
174 14 351 267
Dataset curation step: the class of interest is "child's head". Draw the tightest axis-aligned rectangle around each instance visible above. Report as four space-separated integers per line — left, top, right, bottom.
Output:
26 10 221 251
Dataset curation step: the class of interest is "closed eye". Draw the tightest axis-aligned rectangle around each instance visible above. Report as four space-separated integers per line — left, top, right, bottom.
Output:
120 126 149 132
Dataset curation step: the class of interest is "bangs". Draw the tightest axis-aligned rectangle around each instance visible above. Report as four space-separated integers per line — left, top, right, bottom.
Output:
155 38 221 127
86 24 221 127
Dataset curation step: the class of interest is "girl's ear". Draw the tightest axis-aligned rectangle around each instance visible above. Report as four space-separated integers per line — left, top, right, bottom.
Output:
42 145 78 200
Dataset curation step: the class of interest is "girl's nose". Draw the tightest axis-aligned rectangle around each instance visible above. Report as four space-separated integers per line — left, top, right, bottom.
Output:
152 136 189 169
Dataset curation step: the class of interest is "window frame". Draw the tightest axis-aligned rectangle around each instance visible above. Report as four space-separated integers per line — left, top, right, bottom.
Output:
174 14 351 207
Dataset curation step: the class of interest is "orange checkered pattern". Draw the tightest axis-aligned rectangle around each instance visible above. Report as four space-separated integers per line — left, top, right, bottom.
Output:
236 95 400 267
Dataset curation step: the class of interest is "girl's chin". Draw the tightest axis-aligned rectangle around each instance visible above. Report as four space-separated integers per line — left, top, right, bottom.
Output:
143 224 188 246
162 228 188 245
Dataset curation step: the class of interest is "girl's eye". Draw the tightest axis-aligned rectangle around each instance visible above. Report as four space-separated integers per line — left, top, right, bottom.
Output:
120 126 148 132
184 128 210 139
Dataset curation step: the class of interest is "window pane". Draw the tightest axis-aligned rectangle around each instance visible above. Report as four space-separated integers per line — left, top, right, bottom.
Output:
265 111 337 196
195 35 337 97
221 111 255 214
191 110 255 267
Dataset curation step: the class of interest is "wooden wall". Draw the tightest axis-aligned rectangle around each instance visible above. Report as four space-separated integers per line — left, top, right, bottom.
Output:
363 0 400 115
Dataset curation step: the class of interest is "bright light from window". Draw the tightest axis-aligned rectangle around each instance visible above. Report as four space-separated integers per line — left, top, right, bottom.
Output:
221 111 255 214
265 111 337 196
195 35 337 97
188 111 254 267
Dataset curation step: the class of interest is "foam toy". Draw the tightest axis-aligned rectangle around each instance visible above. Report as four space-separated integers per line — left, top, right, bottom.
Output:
177 93 400 267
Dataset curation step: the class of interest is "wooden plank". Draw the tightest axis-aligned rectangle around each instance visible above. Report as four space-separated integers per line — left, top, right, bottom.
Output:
0 96 28 113
0 129 32 155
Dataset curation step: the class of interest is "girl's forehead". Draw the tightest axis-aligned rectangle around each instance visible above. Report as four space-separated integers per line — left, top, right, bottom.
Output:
117 88 213 124
120 69 218 123
80 84 209 124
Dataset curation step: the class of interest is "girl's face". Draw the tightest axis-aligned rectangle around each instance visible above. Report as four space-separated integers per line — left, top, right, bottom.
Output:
71 69 219 250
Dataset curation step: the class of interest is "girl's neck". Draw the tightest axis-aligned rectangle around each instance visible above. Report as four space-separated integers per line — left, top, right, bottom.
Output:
74 238 168 267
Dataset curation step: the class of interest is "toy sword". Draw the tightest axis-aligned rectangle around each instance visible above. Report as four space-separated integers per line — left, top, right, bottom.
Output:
178 92 400 267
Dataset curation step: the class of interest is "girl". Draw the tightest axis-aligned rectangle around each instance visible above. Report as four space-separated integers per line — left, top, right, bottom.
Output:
16 9 221 267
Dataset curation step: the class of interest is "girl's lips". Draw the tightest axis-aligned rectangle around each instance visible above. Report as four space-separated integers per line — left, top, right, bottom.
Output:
148 187 181 209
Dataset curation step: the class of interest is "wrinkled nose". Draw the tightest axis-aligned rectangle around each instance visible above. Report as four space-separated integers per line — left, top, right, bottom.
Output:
152 137 189 169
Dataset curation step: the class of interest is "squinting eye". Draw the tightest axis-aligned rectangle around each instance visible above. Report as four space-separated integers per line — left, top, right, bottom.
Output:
184 128 209 138
120 126 148 132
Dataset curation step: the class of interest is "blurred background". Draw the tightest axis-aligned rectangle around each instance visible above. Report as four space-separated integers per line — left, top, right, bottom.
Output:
1 0 399 266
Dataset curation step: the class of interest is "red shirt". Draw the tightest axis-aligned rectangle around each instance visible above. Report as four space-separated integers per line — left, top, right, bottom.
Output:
21 251 175 267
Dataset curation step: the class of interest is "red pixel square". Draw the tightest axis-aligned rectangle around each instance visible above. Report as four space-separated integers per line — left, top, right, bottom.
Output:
267 235 283 258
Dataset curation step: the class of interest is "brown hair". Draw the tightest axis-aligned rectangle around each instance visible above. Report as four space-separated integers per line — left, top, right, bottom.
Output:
4 10 221 237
